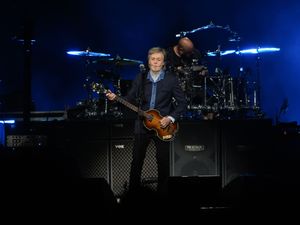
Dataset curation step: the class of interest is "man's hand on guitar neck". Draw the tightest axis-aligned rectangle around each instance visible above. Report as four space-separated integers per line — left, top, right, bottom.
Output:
106 90 117 101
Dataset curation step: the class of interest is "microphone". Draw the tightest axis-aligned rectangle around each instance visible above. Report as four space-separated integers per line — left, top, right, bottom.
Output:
139 63 146 73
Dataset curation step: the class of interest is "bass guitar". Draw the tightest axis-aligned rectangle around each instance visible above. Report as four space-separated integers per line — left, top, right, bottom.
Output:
92 82 178 141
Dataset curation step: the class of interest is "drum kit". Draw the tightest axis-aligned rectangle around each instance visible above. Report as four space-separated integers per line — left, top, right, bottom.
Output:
66 23 280 120
173 22 280 119
176 46 280 119
66 48 143 120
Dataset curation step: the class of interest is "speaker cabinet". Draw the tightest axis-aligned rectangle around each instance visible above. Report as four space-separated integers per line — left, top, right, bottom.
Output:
110 139 157 196
68 140 109 181
221 119 272 187
171 120 220 176
110 120 134 139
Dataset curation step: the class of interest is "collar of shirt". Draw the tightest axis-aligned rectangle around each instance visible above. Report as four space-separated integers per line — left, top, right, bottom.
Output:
147 70 165 83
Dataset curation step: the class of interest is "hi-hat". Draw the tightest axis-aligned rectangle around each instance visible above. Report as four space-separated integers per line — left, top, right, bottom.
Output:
94 56 143 66
67 50 111 57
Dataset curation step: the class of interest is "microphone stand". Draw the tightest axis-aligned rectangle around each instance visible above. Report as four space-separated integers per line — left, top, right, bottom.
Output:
136 70 146 144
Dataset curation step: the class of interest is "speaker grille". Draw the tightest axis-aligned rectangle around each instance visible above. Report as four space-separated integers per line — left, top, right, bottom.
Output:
110 139 157 196
221 119 272 187
172 121 220 176
71 140 109 180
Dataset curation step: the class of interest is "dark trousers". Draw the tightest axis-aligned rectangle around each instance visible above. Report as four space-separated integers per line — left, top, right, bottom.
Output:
129 132 170 193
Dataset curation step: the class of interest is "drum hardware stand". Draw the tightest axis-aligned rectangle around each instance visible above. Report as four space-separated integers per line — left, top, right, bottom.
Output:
251 52 265 118
221 77 227 109
82 49 99 118
213 45 229 110
244 79 250 109
214 45 223 75
220 76 233 111
254 53 261 110
203 76 207 108
235 46 245 109
106 76 123 118
103 98 108 115
242 71 252 110
227 76 235 110
94 71 122 118
112 76 122 99
82 47 94 102
235 46 253 114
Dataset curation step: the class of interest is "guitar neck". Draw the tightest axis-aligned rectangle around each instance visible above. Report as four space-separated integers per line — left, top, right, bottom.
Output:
115 95 148 117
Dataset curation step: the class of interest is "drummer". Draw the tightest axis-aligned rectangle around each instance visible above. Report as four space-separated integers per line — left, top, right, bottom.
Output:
165 37 214 119
165 37 208 76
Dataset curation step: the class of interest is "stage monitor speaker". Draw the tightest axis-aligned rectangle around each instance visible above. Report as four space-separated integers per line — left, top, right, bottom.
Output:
110 139 157 197
171 120 220 177
221 119 272 187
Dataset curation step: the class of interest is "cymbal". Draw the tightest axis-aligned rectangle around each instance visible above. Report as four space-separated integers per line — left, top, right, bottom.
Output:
67 50 111 57
207 47 280 57
236 47 280 54
94 56 143 66
207 50 236 56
